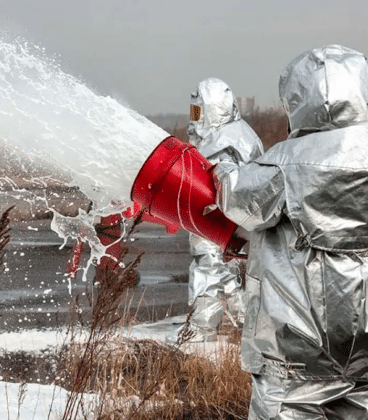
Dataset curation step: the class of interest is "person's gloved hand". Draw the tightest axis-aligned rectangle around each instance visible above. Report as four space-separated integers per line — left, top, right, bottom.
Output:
212 160 238 191
123 202 180 235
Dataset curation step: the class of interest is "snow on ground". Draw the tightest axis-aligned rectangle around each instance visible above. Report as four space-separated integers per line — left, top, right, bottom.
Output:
0 316 236 419
0 381 97 420
0 315 230 359
0 328 70 354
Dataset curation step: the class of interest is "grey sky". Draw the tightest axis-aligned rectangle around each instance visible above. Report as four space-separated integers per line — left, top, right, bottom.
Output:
1 0 368 115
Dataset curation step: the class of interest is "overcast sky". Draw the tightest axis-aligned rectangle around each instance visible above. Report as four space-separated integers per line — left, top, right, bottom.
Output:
1 0 368 115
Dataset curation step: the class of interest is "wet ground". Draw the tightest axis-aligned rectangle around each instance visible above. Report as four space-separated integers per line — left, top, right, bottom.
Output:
0 219 191 332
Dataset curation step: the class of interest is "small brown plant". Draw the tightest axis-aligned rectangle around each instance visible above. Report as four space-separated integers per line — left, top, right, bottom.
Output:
175 309 195 346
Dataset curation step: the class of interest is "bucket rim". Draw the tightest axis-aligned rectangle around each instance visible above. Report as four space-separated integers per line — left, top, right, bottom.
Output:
130 136 195 206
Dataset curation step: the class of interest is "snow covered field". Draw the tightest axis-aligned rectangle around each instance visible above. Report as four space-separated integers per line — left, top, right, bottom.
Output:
0 316 237 419
0 381 97 420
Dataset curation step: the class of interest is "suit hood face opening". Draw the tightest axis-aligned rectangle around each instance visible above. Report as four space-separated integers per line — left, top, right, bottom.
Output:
279 45 368 138
187 77 241 143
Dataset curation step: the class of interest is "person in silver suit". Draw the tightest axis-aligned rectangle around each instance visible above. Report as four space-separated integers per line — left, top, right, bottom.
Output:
168 77 263 343
214 45 368 419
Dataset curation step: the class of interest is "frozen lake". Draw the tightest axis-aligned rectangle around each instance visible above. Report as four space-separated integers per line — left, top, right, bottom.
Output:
0 219 191 332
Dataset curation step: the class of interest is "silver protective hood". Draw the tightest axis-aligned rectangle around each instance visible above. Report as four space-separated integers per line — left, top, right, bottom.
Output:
280 45 368 137
214 45 368 417
186 78 263 334
187 77 241 142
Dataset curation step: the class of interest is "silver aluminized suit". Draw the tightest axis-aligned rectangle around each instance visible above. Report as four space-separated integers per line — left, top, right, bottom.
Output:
187 78 263 334
215 46 368 419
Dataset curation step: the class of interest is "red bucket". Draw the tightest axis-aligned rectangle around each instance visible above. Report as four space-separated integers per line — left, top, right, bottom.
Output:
131 136 246 260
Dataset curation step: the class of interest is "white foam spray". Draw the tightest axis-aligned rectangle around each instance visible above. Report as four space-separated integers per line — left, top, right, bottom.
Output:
0 37 169 277
0 38 168 210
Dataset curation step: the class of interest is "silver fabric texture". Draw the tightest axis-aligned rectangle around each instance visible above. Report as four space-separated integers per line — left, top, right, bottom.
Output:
213 46 368 416
279 44 368 137
187 77 241 140
187 78 263 330
248 374 368 419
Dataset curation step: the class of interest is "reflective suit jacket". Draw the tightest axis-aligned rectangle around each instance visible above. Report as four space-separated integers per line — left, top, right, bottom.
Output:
215 45 368 381
188 118 264 302
187 78 263 304
188 77 263 260
188 77 263 169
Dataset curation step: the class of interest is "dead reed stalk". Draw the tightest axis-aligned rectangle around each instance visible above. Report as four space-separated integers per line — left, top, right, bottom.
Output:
0 206 13 267
61 220 144 420
94 336 251 419
61 302 251 419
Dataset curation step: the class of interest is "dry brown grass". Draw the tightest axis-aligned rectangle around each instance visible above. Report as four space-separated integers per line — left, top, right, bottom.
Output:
59 245 144 419
58 222 251 419
0 206 12 266
105 341 250 420
62 333 251 419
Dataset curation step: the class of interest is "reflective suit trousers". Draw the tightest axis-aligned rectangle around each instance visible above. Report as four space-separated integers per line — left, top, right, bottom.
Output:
188 234 242 331
248 374 368 420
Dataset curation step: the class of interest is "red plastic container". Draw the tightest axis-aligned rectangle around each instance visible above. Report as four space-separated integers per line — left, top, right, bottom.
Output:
96 214 122 263
131 136 246 260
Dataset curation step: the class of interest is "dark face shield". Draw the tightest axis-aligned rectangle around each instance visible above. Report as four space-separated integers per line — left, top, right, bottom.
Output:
190 104 202 121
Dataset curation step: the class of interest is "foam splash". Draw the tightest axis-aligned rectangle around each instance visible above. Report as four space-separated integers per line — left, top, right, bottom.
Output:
0 37 168 278
0 38 167 211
